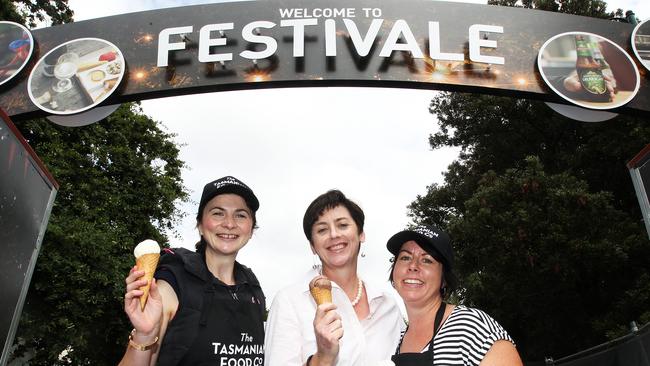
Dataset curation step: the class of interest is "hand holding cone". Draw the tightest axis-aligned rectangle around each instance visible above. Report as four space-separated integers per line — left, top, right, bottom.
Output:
309 275 332 305
133 239 161 311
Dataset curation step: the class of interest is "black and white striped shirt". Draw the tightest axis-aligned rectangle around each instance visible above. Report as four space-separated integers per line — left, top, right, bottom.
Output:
398 305 515 365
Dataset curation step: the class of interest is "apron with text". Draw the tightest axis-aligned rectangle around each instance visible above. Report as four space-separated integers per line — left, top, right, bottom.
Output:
180 283 265 366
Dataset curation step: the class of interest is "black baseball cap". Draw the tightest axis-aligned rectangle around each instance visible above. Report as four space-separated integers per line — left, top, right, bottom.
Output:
386 225 454 269
197 176 259 218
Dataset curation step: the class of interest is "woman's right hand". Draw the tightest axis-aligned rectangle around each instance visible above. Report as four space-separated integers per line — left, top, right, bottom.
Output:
312 303 343 366
124 266 163 338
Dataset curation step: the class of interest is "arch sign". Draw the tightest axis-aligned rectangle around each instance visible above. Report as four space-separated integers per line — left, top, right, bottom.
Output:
0 0 648 120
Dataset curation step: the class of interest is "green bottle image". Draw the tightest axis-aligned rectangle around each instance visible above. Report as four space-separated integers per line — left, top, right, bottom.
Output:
590 39 616 91
574 35 609 102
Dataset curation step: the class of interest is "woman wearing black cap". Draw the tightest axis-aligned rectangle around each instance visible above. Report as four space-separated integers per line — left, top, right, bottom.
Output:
119 176 265 366
387 225 523 366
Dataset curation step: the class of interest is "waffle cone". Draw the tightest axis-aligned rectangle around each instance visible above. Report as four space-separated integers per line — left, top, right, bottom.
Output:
136 253 160 310
309 276 332 305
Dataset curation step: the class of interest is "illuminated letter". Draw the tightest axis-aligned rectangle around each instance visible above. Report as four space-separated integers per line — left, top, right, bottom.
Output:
240 21 278 59
325 19 336 56
280 18 318 57
199 23 234 63
468 24 504 65
157 26 193 67
428 22 463 61
343 18 382 57
379 19 424 59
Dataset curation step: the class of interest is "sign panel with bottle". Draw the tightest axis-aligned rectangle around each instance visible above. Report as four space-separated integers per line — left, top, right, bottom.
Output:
537 31 640 111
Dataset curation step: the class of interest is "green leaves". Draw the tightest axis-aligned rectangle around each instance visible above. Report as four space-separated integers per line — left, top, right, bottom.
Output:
1 0 74 28
11 103 188 365
411 92 650 361
486 0 610 18
462 158 644 358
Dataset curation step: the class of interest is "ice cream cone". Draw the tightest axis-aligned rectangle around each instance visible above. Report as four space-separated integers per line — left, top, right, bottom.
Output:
136 253 160 310
133 239 161 311
309 275 332 305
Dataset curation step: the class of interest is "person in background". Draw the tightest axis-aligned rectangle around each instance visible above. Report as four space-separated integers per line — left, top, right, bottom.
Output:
264 190 402 366
119 176 265 366
387 225 523 366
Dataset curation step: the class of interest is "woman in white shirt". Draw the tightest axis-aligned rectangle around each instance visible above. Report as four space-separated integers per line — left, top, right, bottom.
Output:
264 189 402 366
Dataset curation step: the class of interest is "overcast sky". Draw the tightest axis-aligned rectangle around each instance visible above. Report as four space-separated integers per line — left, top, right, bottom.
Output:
65 0 649 304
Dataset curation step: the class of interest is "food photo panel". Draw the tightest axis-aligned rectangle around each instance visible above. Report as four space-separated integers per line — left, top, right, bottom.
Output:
27 38 125 115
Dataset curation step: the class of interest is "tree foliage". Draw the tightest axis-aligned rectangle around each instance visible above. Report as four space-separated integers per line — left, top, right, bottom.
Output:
0 0 73 27
486 0 611 18
2 4 189 363
411 0 649 358
410 92 650 361
446 156 649 359
10 103 188 365
410 2 650 356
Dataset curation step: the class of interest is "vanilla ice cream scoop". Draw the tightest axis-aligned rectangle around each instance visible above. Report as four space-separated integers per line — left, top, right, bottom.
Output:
134 239 160 258
133 239 161 310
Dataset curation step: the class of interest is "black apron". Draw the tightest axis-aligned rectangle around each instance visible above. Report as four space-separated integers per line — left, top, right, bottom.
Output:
180 283 265 366
391 303 446 366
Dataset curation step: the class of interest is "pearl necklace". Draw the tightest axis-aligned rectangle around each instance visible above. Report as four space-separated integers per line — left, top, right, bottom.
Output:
350 278 364 307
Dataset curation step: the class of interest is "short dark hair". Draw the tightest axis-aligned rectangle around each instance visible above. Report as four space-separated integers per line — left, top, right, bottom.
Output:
303 190 365 243
388 250 458 300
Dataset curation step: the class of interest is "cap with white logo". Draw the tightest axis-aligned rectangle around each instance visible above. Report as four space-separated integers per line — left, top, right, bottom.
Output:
386 224 453 269
197 176 259 219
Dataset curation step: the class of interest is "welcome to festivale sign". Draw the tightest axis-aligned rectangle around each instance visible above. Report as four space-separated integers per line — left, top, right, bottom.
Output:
0 0 647 118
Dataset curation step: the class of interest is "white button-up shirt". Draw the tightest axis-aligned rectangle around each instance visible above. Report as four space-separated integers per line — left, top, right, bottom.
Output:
264 269 403 366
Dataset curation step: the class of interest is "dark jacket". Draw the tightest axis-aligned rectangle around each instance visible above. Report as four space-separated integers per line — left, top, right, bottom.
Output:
154 248 265 366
